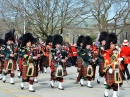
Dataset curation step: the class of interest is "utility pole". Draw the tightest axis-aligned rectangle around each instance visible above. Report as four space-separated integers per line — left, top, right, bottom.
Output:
114 18 117 34
23 0 26 34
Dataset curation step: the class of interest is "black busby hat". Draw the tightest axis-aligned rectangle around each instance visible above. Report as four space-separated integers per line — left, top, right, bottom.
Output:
77 35 84 47
52 34 63 48
21 33 34 47
18 36 23 48
5 31 15 43
98 31 108 42
0 39 4 45
105 33 117 50
46 35 52 45
82 36 92 49
32 38 38 44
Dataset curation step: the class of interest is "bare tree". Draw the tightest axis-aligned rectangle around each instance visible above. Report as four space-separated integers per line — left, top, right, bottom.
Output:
81 0 130 35
2 0 84 39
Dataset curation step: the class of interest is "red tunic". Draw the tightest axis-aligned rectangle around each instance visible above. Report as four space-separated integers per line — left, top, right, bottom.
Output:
71 46 77 57
120 46 130 64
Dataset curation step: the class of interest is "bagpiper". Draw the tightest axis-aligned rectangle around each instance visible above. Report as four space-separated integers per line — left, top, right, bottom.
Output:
75 35 84 78
0 38 4 80
43 35 52 73
76 36 96 88
17 36 23 78
61 42 68 76
2 29 18 84
32 37 43 83
50 34 66 90
103 33 123 97
97 31 108 84
20 33 38 92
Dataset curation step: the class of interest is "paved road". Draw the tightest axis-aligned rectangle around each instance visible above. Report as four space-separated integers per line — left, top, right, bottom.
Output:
0 66 130 97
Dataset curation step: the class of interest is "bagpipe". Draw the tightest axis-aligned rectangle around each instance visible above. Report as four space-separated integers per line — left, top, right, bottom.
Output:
51 48 64 78
81 48 96 65
80 49 94 77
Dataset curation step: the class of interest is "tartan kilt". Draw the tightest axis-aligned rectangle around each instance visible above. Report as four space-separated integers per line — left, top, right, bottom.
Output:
81 65 94 79
105 70 123 87
19 58 23 71
34 65 38 77
92 65 96 80
22 63 36 80
99 61 105 77
4 59 16 70
43 57 49 67
63 62 67 76
0 60 4 72
76 58 83 68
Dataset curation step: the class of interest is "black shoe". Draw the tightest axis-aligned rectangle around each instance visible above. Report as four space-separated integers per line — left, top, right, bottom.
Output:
104 83 107 85
50 84 54 88
10 83 15 85
0 78 2 80
127 77 130 80
123 77 126 80
104 94 108 97
80 82 83 87
18 76 20 78
3 80 6 83
29 90 35 92
97 80 100 84
21 87 24 90
87 85 93 88
58 87 64 90
34 81 38 83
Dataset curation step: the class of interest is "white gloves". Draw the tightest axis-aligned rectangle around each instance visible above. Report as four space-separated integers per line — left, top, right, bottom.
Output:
101 47 104 50
118 58 123 62
109 68 113 74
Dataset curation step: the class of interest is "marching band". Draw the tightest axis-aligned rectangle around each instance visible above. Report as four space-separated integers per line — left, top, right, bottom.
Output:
0 29 130 97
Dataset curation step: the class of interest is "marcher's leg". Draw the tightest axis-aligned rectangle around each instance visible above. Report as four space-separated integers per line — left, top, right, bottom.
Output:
125 64 130 80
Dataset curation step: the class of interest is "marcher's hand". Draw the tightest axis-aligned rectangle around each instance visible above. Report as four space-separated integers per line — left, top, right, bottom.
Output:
37 54 40 57
33 56 38 60
10 54 14 57
95 58 98 60
77 68 81 71
61 59 66 63
92 59 95 62
65 57 68 60
14 53 17 56
0 54 4 57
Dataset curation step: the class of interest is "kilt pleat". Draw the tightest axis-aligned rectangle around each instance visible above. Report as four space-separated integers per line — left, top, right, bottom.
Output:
99 61 105 77
0 60 4 72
